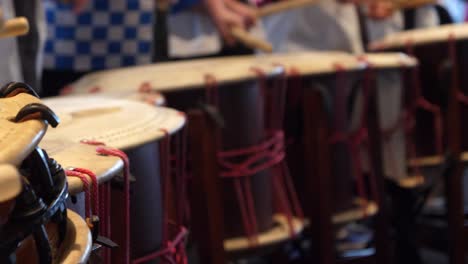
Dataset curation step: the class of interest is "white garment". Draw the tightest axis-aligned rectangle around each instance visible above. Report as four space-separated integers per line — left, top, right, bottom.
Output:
366 6 439 43
261 1 363 53
168 11 221 58
0 0 23 84
440 0 466 23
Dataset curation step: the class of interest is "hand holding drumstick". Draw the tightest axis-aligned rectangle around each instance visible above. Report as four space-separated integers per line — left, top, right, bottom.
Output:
0 7 29 39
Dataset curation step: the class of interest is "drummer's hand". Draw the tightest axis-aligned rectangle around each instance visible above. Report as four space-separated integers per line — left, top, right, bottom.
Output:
58 0 89 13
204 0 257 45
339 0 395 19
366 0 395 19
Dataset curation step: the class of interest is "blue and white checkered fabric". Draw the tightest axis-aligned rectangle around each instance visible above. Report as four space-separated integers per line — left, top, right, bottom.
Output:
44 0 154 71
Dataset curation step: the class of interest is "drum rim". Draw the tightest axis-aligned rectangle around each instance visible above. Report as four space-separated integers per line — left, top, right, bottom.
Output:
56 209 92 264
42 96 186 150
0 93 48 166
223 214 305 252
68 56 285 95
40 139 125 195
370 23 468 50
357 53 418 69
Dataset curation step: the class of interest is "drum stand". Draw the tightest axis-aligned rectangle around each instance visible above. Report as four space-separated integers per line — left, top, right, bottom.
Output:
301 78 389 264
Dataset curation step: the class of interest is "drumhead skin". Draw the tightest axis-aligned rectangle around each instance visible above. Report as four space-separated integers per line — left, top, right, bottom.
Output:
42 96 186 150
40 139 124 195
370 23 468 50
67 55 282 94
0 93 48 165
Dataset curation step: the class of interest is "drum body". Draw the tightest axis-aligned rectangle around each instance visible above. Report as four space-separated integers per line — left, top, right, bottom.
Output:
42 96 186 264
371 24 468 156
284 70 363 213
355 54 418 183
165 79 274 238
63 56 303 252
112 141 164 262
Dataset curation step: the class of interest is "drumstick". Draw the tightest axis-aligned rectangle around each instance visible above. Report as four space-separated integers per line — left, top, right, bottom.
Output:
0 17 29 39
230 26 273 53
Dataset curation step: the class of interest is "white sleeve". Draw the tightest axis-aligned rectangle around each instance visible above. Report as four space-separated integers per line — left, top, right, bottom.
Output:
415 5 440 28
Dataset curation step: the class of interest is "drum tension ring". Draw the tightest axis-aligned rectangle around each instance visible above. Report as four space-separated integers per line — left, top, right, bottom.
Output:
12 103 60 127
197 102 225 128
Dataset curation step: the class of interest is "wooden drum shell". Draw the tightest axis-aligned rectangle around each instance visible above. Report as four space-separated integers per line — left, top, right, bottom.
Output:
284 72 362 213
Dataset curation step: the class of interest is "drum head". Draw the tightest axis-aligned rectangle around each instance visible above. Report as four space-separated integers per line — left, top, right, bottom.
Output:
67 55 283 95
370 23 468 50
43 96 186 150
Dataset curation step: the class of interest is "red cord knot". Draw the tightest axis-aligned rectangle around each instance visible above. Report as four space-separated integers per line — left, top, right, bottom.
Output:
139 81 152 93
60 85 74 95
204 74 219 106
333 63 346 72
131 225 189 264
80 139 107 146
204 74 217 86
356 55 375 69
289 67 301 77
448 32 456 41
167 241 177 254
88 86 102 94
218 130 285 178
159 128 169 138
405 39 414 54
250 66 267 79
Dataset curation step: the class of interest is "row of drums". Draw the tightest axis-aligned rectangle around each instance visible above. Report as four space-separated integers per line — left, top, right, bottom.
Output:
2 22 468 264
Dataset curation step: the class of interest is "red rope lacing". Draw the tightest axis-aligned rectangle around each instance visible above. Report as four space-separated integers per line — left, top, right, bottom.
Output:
405 41 443 155
60 85 75 95
131 129 188 264
99 180 112 263
447 34 468 109
80 139 131 264
132 226 188 264
88 86 102 94
327 63 379 214
204 68 303 244
65 169 95 218
252 67 303 236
